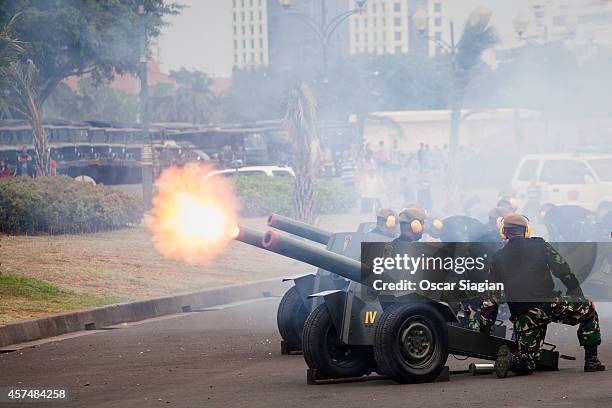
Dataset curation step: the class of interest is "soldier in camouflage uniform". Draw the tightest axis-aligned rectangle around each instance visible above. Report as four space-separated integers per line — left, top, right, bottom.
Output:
479 213 605 376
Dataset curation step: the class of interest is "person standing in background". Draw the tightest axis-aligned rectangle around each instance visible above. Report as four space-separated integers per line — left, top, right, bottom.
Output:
375 140 388 174
17 148 31 177
322 147 334 179
0 159 7 178
339 150 356 189
50 158 57 176
221 145 234 168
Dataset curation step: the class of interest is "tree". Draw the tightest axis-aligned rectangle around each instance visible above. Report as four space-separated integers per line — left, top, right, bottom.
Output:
169 68 218 123
149 69 223 124
285 84 319 223
0 1 180 175
0 17 50 176
45 78 138 124
149 82 178 123
0 15 25 118
3 59 51 175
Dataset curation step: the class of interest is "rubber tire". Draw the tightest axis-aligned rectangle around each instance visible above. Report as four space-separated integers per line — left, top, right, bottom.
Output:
302 303 372 378
374 303 449 384
276 286 308 352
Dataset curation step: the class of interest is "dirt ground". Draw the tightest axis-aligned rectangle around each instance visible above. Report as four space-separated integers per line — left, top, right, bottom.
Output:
0 213 373 323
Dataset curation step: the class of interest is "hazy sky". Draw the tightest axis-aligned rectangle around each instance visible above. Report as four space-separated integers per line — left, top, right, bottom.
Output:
158 0 233 77
158 0 538 78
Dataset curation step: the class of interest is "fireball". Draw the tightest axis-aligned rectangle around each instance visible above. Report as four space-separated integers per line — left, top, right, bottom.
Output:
148 164 239 265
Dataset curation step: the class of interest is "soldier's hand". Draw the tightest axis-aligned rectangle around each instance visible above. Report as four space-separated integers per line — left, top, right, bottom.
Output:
567 286 585 298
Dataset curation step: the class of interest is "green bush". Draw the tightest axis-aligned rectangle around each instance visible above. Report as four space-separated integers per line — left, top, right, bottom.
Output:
0 176 143 234
233 176 357 217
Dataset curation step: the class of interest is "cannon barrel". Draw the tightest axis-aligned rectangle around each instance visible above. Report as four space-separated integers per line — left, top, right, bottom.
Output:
267 214 332 245
262 230 362 283
234 225 267 249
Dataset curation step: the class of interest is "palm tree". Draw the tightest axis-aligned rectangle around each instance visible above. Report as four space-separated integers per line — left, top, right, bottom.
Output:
169 68 218 124
4 59 50 176
0 15 25 117
285 83 320 223
149 82 178 123
0 15 50 176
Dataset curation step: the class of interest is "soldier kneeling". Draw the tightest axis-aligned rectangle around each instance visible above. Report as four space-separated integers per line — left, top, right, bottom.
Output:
479 214 605 377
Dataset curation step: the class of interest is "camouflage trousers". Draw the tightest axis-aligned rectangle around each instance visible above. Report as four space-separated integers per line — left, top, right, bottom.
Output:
513 296 601 372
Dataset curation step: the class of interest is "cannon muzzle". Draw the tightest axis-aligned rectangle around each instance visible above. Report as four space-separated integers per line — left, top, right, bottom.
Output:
262 230 362 283
234 225 267 249
267 214 332 245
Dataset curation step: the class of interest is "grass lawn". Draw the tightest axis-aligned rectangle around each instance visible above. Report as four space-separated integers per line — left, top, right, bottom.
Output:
0 274 118 323
0 213 373 324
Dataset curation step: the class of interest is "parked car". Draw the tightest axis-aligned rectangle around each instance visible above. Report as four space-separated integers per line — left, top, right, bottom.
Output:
204 165 295 180
511 153 612 213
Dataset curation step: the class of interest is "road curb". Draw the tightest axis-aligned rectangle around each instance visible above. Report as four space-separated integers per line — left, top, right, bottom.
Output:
0 278 291 347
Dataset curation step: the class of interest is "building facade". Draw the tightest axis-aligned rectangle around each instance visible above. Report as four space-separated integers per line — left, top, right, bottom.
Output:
232 0 448 71
530 0 612 55
232 0 270 69
349 0 448 57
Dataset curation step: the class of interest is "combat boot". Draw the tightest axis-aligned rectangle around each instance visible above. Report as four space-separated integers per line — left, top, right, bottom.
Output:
495 345 515 378
584 345 606 372
495 345 533 378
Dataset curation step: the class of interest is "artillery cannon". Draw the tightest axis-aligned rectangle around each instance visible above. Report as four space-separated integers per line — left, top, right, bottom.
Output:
236 215 394 355
267 213 332 245
259 229 561 384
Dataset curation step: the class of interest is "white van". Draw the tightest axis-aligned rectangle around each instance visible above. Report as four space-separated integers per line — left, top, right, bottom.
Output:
511 153 612 212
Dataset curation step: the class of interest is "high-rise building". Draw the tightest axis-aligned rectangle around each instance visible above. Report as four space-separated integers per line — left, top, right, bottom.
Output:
232 0 448 71
232 0 270 69
529 0 612 53
349 0 448 57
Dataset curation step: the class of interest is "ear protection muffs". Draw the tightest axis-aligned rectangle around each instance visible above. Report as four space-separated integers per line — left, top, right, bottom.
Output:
410 219 423 234
499 222 505 239
432 218 444 231
499 215 531 240
499 218 508 240
386 215 397 228
496 216 504 230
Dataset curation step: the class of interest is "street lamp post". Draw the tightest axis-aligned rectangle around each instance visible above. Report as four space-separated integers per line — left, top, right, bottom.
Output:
139 2 153 210
279 0 366 72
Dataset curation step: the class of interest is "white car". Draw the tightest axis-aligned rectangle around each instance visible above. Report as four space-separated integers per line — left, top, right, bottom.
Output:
204 165 295 179
511 153 612 212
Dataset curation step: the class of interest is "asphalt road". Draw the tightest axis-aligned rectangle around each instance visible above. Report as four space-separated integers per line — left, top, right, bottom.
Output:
1 297 611 408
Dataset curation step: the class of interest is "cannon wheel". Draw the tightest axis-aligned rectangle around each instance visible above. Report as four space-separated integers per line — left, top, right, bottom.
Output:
303 303 373 379
276 286 308 352
374 303 448 383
